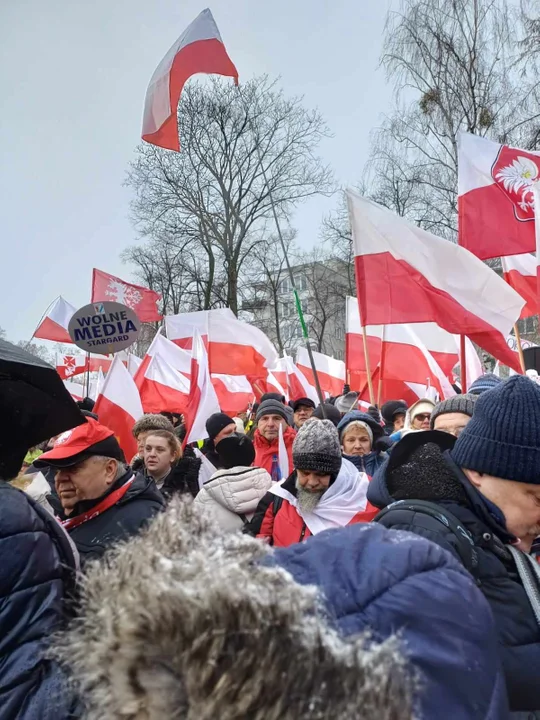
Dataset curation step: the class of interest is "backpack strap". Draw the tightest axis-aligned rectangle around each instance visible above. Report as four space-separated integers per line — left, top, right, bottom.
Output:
374 499 479 576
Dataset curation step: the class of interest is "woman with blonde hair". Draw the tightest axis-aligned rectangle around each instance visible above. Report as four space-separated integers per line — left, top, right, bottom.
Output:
143 430 201 498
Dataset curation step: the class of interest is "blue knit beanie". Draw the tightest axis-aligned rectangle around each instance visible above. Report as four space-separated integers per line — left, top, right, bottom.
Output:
451 376 540 484
468 373 503 396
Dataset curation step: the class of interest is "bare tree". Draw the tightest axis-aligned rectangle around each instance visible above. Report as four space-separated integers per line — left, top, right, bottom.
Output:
365 0 540 239
125 75 334 316
240 232 297 355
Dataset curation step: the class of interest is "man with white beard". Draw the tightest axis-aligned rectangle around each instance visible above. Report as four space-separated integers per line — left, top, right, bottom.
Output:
245 419 378 547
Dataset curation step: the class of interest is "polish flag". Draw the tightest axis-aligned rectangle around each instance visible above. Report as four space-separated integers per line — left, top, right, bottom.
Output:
135 330 191 383
458 132 540 260
502 253 537 318
89 368 106 401
296 348 345 397
348 190 525 372
34 297 76 344
127 354 142 377
142 8 238 152
56 353 87 380
87 351 129 374
92 269 162 323
211 374 253 416
166 308 279 378
346 297 459 390
264 371 288 401
63 380 85 401
94 356 144 461
271 356 318 405
137 354 190 415
184 331 220 445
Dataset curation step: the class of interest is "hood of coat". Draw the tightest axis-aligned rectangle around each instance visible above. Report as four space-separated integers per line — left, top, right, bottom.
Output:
337 411 384 442
52 498 413 720
367 434 513 541
202 466 273 515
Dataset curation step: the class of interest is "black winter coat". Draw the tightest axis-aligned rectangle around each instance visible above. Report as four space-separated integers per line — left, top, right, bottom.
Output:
60 470 165 567
0 480 78 719
161 447 201 499
368 444 540 713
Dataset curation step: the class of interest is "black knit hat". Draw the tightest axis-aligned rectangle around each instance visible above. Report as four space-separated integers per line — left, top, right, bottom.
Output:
381 400 408 425
216 433 255 469
430 394 477 429
260 392 286 404
452 376 540 484
313 403 341 427
292 419 342 479
205 413 235 441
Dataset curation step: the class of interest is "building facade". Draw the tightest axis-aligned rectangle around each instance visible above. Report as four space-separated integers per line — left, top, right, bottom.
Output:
243 258 352 361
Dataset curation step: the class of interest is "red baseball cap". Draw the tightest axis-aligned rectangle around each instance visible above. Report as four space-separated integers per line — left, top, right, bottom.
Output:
35 418 125 468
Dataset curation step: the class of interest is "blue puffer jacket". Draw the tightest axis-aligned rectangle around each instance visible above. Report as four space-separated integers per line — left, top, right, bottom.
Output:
0 481 78 720
368 440 540 714
273 522 508 719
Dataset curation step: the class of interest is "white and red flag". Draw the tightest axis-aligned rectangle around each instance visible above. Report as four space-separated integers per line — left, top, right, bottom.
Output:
63 380 85 401
135 330 191 383
270 356 318 405
92 269 162 323
296 348 345 397
166 308 278 379
136 353 190 415
345 297 460 390
501 253 537 318
127 354 142 377
56 353 87 380
34 296 76 344
184 331 221 445
142 8 238 152
211 374 253 416
348 190 525 372
457 132 540 260
94 355 144 461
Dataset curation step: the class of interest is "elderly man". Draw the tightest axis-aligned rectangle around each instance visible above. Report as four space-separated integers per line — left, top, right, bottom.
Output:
253 399 296 480
430 394 477 438
36 418 164 566
369 376 540 714
292 397 316 429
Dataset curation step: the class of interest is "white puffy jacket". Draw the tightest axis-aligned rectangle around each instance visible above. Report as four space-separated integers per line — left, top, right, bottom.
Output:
194 466 273 532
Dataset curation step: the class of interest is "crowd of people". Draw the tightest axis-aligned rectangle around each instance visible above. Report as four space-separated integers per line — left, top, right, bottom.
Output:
2 340 540 718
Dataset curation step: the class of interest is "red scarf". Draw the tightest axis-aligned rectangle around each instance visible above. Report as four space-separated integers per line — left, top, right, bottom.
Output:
61 475 135 531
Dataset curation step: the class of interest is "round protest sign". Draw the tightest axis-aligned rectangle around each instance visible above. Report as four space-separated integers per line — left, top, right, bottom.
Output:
68 302 141 355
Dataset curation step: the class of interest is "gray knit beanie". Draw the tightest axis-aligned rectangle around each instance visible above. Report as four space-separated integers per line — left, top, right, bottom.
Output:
292 419 342 479
256 399 289 425
430 394 477 429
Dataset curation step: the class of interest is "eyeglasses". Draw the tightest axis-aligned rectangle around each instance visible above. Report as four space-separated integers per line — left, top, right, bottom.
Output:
415 413 431 422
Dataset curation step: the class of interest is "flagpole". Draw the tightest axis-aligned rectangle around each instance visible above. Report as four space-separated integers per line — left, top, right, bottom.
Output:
377 325 386 407
460 335 468 392
24 296 58 349
362 326 376 405
513 323 527 373
236 85 326 414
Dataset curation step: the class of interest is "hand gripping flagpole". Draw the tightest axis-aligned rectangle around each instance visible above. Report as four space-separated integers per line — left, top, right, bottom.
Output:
236 86 326 414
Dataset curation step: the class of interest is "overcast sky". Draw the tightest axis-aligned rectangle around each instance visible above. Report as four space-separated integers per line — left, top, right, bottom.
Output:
0 0 393 343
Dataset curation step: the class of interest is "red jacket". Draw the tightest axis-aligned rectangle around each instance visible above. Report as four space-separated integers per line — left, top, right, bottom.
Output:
246 471 378 548
253 427 295 480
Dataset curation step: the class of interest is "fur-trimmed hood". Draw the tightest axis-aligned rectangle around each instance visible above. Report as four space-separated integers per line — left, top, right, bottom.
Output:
53 499 413 720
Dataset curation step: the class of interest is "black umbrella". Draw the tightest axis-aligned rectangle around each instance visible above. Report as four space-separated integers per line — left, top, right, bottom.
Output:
0 339 85 479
